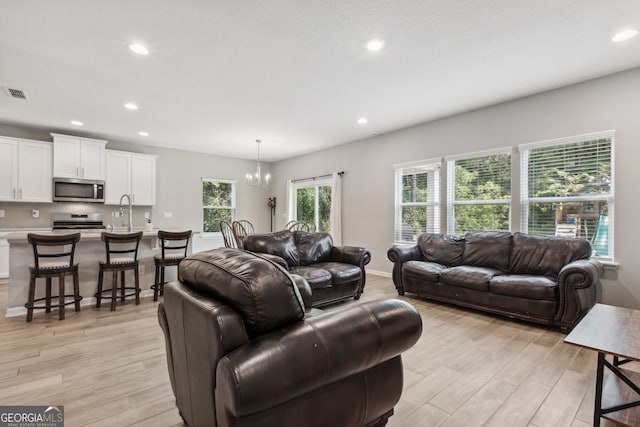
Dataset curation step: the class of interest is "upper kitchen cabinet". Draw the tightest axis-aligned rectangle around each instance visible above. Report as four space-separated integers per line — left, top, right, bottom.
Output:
104 150 157 206
51 133 107 180
0 136 52 203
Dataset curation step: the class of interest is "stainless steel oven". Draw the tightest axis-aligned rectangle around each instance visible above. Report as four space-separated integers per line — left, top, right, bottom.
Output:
53 178 105 203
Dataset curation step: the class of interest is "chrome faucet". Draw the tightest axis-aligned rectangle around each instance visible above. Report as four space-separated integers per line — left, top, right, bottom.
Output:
119 194 133 232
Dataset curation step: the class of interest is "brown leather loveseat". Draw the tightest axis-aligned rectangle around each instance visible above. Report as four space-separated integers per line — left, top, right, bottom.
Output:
242 230 371 307
158 248 422 427
387 231 603 331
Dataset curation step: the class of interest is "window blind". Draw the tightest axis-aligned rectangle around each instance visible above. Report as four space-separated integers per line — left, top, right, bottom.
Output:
446 150 511 235
520 134 613 259
394 161 440 243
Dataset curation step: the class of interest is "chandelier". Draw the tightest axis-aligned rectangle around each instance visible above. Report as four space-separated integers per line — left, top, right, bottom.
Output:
246 139 270 187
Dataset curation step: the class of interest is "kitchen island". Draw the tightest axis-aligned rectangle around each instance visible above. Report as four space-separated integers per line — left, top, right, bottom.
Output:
5 229 190 318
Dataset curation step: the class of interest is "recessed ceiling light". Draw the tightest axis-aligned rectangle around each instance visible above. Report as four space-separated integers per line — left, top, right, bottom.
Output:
124 102 139 110
70 120 84 126
139 131 149 137
129 43 149 55
366 39 384 51
612 29 638 42
357 117 368 125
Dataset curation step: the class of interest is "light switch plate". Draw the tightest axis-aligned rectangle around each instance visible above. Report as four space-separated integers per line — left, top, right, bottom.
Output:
144 212 150 219
32 209 39 218
163 212 173 219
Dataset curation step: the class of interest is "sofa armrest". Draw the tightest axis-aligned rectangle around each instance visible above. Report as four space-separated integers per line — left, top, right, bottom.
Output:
330 246 371 266
290 273 313 309
250 252 289 271
556 258 603 331
387 245 423 294
216 299 422 417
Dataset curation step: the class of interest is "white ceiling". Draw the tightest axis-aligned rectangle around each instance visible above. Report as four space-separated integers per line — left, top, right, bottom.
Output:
1 1 639 162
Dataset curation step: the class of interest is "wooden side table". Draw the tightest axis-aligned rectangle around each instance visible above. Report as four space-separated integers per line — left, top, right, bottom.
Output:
565 303 640 426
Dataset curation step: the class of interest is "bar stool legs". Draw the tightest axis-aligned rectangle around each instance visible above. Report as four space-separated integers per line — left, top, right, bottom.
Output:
96 267 141 311
25 265 82 322
153 264 167 302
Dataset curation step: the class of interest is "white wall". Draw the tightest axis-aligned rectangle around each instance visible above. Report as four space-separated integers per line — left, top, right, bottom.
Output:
270 67 640 309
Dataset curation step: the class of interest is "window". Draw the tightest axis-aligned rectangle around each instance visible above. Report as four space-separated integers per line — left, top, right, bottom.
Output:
293 179 332 232
520 131 614 259
202 178 236 233
446 149 512 235
394 160 441 243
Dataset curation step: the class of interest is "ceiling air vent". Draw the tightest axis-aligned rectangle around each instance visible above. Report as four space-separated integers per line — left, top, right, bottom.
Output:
4 87 28 100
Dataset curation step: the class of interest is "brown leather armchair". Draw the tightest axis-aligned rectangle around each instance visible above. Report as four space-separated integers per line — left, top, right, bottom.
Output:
158 248 422 427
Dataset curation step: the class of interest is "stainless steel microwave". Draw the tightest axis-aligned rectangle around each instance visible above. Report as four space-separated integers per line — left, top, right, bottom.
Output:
53 178 105 203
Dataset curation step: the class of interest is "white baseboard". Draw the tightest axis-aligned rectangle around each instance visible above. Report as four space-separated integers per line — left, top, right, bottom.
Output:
5 289 155 318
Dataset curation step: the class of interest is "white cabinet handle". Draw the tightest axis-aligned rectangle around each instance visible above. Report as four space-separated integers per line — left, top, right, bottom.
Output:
82 167 85 177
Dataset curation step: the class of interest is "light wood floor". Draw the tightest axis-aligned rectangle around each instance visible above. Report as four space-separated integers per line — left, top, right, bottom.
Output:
0 275 623 426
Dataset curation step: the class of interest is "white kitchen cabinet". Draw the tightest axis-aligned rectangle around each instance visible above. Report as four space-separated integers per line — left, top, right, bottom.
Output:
105 150 156 206
0 136 52 203
51 133 107 180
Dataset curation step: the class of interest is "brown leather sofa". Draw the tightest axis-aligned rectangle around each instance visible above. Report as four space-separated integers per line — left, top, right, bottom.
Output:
158 248 422 427
242 230 371 307
387 231 603 331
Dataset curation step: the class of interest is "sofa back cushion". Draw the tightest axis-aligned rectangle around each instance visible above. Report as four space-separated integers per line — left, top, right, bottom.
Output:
294 231 333 266
510 232 592 278
463 231 513 272
242 230 300 267
178 248 305 336
417 233 465 266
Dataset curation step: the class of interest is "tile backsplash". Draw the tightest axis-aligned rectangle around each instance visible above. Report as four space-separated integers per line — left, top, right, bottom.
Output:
0 202 152 230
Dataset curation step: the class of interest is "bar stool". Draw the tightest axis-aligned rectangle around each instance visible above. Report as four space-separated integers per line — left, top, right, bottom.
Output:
95 231 143 311
26 233 82 322
151 230 192 301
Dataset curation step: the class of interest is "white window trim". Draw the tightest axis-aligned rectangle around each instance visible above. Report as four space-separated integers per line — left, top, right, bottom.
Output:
446 148 512 235
393 158 441 245
202 178 237 236
519 131 615 261
292 177 332 231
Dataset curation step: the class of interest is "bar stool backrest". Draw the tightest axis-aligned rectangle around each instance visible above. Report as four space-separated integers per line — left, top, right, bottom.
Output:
101 231 143 265
158 230 192 260
28 233 81 273
232 220 254 248
220 221 238 249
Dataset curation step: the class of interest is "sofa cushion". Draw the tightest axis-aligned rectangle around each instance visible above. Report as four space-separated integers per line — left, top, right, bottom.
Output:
439 265 502 291
294 231 333 265
510 232 592 278
417 233 465 266
490 275 557 301
178 248 305 336
290 266 332 290
403 260 445 283
242 230 300 267
463 231 513 272
312 262 362 285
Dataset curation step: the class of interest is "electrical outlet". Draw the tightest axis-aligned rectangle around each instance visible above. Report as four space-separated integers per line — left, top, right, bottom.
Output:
32 209 39 218
144 211 150 219
0 210 4 218
163 212 173 219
